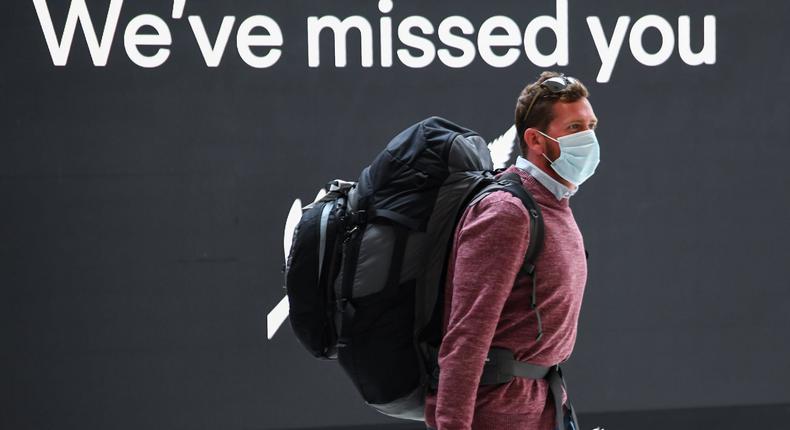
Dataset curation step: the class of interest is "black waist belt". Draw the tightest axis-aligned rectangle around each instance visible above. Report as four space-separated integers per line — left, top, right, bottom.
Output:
480 348 580 430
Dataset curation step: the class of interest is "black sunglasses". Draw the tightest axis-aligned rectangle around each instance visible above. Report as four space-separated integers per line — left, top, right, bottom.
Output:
522 75 578 125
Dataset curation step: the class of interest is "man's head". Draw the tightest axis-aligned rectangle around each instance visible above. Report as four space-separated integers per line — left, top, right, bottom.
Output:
514 71 598 189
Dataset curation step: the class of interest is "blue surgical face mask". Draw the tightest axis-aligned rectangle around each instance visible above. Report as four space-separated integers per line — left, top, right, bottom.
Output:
536 129 601 186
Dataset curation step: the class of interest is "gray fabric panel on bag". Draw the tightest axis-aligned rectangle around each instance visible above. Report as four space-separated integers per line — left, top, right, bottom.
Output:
447 134 493 173
415 171 488 332
347 184 360 212
399 232 426 282
367 384 425 421
351 224 395 298
332 222 424 304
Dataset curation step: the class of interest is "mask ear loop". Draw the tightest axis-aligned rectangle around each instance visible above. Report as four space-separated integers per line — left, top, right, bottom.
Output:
535 129 559 165
535 129 559 143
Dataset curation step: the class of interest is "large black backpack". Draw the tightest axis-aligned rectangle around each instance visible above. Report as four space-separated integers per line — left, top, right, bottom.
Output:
284 116 544 420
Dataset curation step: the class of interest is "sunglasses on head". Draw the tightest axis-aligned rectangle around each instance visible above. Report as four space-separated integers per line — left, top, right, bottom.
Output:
522 74 578 125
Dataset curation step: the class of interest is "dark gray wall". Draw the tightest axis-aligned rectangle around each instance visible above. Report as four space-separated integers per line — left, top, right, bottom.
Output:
2 1 789 429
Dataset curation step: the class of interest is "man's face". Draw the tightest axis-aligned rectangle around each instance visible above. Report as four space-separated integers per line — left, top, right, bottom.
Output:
531 97 598 189
542 97 598 159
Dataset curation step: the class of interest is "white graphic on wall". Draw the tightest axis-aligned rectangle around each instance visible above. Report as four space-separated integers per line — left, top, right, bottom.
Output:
266 131 517 339
488 125 516 169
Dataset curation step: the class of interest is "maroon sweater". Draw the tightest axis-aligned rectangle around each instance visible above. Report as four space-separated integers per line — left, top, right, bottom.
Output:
424 165 588 430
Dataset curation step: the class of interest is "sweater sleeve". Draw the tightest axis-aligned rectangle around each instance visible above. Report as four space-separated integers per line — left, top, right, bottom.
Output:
434 191 531 430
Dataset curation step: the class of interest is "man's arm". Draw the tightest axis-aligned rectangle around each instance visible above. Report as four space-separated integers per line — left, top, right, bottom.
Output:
435 191 531 430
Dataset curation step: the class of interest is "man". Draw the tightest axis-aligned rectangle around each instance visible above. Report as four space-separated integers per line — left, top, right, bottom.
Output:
424 71 599 430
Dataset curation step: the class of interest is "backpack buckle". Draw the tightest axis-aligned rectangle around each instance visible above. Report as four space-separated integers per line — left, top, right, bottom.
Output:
349 210 367 225
523 263 535 276
345 225 359 239
336 297 356 315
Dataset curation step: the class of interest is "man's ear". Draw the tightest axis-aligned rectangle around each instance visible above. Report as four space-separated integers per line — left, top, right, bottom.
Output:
523 128 542 154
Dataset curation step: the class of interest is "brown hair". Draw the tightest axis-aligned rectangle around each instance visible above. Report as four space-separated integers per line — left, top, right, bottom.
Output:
514 71 589 154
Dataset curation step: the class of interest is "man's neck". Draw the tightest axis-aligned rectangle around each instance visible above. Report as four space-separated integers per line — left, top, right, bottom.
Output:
515 156 577 201
528 153 577 190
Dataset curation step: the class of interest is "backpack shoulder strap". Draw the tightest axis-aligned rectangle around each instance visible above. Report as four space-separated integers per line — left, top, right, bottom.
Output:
496 172 546 341
496 172 544 271
465 172 544 268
